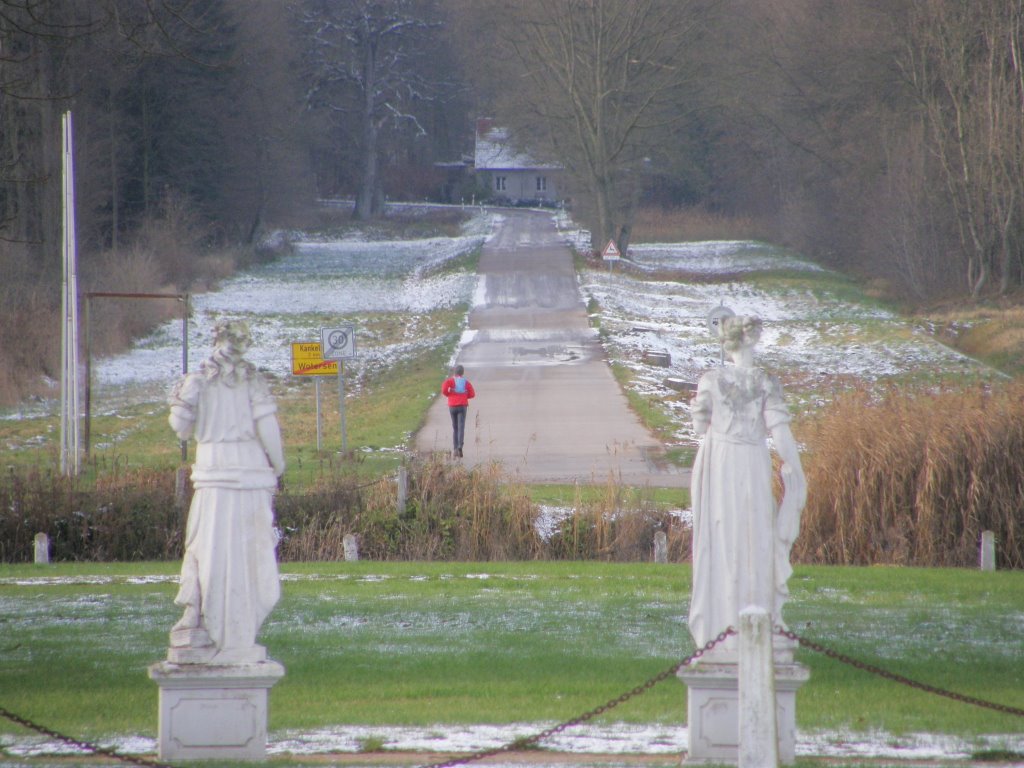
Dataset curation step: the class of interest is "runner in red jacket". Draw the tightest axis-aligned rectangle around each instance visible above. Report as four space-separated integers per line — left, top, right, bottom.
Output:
441 365 475 458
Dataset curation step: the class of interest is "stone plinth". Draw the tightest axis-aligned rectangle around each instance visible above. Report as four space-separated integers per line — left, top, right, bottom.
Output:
148 659 285 761
679 660 808 766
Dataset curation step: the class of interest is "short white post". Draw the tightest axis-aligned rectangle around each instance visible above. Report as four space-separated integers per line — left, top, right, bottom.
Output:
34 533 50 564
653 531 668 563
980 530 996 571
397 466 408 516
343 533 359 562
738 606 778 768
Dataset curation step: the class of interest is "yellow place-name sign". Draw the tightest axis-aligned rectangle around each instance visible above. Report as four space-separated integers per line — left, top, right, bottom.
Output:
291 342 339 376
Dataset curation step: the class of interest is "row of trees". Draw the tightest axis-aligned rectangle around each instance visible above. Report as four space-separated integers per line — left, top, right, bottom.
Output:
462 0 1024 299
2 1 1024 401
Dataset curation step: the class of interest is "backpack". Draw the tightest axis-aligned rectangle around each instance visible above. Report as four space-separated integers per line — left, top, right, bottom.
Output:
453 376 467 394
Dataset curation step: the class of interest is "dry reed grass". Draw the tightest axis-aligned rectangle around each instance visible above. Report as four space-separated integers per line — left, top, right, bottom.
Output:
631 205 775 244
795 382 1024 568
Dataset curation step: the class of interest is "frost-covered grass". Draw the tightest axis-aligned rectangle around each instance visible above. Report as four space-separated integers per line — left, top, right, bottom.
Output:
0 562 1021 762
575 238 1007 449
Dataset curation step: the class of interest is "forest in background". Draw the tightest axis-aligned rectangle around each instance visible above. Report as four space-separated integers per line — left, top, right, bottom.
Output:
3 0 1024 405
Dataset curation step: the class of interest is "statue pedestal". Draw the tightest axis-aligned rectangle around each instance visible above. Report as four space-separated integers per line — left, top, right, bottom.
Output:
679 659 808 766
148 659 285 761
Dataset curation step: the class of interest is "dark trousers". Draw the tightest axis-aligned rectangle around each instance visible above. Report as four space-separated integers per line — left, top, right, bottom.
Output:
449 405 467 451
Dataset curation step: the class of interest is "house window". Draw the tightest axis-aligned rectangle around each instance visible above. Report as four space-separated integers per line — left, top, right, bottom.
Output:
495 176 506 191
536 176 547 192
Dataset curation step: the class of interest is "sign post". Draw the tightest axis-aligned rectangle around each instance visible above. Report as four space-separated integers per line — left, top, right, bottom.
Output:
291 342 340 453
602 239 621 273
319 327 356 453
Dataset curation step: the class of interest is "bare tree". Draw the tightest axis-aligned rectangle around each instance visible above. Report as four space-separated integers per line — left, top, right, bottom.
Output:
898 1 1024 297
296 0 447 220
459 0 712 254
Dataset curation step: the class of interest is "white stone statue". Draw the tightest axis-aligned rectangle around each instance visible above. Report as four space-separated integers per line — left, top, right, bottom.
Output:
167 320 285 664
688 315 806 654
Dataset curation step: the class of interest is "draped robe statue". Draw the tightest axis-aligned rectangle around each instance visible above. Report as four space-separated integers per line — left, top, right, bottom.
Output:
167 320 285 664
688 315 806 654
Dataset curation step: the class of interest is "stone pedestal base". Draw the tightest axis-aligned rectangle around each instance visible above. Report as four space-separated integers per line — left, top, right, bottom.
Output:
148 659 285 761
679 660 808 766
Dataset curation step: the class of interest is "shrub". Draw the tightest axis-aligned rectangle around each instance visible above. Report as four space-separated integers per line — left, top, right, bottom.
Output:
0 467 184 562
0 456 689 564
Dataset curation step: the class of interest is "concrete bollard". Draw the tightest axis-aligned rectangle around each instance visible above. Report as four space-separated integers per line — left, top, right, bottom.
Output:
34 532 50 564
343 534 359 562
653 531 668 563
980 530 996 571
738 606 778 768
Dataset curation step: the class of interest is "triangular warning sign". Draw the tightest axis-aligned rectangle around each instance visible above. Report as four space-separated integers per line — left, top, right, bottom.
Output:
602 239 621 259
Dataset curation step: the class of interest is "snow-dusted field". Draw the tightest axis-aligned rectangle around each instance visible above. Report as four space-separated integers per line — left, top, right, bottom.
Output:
47 210 495 417
573 236 1001 445
4 205 1001 446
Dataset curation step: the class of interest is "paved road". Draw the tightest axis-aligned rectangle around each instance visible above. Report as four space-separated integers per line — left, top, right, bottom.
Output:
415 209 688 487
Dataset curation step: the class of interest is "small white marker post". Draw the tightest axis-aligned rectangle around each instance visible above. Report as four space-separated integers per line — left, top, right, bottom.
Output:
34 533 50 564
739 606 778 768
980 530 996 571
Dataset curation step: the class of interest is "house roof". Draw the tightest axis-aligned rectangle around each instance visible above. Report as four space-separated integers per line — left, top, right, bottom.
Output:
474 118 561 171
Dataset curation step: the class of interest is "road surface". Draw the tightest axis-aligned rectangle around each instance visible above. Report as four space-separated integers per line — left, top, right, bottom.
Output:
415 209 688 487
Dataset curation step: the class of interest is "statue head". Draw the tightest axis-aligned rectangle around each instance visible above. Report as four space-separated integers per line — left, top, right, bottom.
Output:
720 315 762 354
212 320 251 360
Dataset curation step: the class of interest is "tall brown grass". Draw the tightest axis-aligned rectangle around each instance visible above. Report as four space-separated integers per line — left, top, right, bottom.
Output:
794 382 1024 568
631 205 776 244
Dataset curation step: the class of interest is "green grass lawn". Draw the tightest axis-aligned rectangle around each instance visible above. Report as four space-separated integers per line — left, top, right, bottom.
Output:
0 561 1021 746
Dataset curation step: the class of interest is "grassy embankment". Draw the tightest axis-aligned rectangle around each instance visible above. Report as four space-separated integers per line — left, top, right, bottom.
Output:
630 205 1024 377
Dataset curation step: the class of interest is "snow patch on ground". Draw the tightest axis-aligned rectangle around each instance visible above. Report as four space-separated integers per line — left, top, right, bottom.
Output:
3 724 1022 761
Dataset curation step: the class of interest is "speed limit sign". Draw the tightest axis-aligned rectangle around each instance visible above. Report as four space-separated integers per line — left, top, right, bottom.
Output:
321 326 356 359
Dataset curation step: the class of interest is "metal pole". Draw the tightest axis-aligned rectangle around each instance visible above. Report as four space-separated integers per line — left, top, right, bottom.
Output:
84 295 92 456
180 294 189 463
338 363 347 453
60 111 81 476
315 377 322 453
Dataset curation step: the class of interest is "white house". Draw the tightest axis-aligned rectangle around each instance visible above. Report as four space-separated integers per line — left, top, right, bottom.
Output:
474 118 563 205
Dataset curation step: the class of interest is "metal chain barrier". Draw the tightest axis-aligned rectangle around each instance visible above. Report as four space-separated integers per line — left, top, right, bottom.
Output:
5 624 1019 768
417 628 737 768
777 626 1024 719
0 705 173 768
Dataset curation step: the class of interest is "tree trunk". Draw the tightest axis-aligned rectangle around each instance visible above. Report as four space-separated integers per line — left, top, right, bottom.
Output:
354 37 379 221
